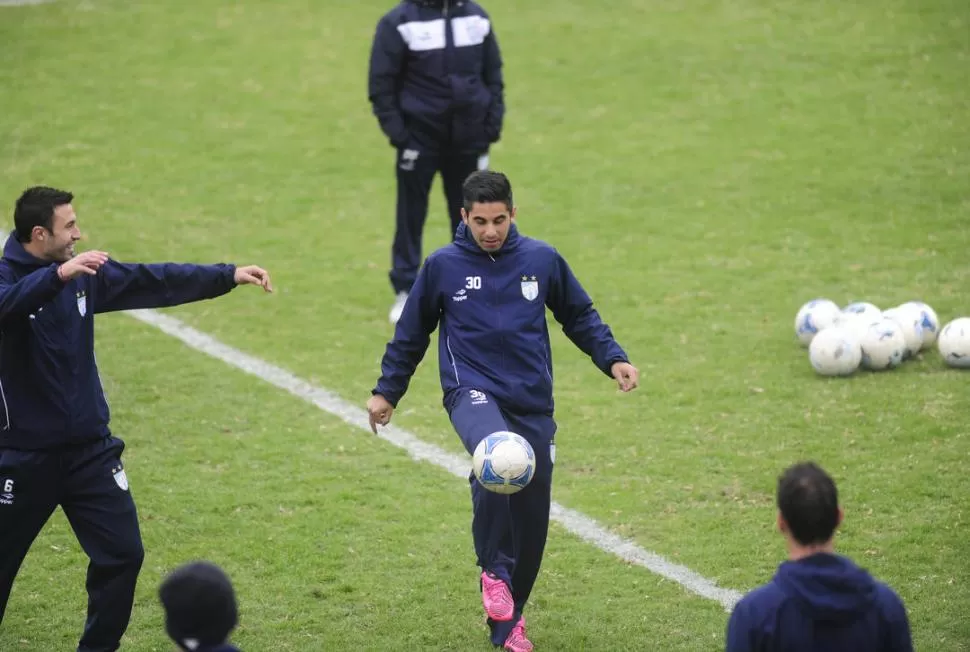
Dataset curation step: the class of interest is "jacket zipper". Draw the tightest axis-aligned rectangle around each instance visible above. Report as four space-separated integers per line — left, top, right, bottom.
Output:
489 255 505 373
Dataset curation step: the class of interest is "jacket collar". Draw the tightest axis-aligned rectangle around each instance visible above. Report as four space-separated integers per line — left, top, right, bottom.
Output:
454 221 521 256
3 231 49 268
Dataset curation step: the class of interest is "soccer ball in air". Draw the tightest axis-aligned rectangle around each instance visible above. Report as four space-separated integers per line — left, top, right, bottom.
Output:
794 299 841 347
808 326 862 376
937 317 970 369
472 432 536 495
859 317 906 371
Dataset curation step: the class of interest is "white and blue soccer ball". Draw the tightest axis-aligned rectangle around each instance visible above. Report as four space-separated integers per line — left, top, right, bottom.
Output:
899 301 940 350
472 432 536 495
841 301 882 323
937 317 970 369
882 306 924 359
794 299 842 347
859 317 906 371
808 326 863 377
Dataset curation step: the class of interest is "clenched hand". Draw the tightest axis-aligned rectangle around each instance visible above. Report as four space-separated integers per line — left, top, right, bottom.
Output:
234 265 273 292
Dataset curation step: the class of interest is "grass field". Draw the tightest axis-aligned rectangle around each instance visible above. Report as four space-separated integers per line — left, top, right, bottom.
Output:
1 0 969 650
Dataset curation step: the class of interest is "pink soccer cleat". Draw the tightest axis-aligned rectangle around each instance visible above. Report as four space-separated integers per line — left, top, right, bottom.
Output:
481 571 514 622
503 617 534 652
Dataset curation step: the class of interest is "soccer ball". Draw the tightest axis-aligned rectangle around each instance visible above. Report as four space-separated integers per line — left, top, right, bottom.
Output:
899 301 940 349
937 317 970 369
472 432 536 495
835 313 875 342
808 326 862 376
841 301 882 323
882 307 924 359
859 317 906 371
794 299 841 347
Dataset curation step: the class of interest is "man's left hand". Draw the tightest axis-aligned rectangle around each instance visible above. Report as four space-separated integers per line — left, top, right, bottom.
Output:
234 265 273 293
611 361 639 393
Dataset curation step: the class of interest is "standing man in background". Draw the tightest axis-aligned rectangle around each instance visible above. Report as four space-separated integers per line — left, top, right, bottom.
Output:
368 0 505 324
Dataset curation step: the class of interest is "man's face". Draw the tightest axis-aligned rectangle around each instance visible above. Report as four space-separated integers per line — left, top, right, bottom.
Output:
461 201 515 252
36 203 81 262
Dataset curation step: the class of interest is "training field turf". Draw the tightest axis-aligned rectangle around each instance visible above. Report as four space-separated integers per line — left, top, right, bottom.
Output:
1 1 968 650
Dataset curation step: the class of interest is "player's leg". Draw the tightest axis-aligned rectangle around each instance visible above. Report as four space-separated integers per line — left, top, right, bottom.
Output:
389 146 439 323
447 388 516 623
61 436 144 652
440 150 489 238
488 413 556 649
0 449 59 626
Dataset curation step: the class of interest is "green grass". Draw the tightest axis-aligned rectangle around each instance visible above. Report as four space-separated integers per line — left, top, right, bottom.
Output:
1 0 969 650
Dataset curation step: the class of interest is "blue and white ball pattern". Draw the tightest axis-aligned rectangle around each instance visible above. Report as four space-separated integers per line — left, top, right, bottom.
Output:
794 299 842 347
859 317 906 371
472 432 536 495
937 318 970 369
809 327 863 376
899 301 940 349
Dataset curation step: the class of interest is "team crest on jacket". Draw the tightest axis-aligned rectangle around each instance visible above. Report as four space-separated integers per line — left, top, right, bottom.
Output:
112 465 129 491
520 275 538 301
76 291 87 317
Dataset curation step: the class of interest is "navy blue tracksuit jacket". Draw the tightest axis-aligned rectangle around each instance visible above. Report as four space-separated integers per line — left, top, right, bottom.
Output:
373 222 628 413
368 0 505 153
0 233 237 450
726 553 913 652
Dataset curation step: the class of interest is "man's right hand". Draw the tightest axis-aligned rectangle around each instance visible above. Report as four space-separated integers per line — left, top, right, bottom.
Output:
58 251 109 282
367 394 395 434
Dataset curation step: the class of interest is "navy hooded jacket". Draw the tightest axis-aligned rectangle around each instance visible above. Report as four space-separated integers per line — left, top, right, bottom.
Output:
726 553 913 652
373 222 629 415
368 0 504 153
0 233 237 450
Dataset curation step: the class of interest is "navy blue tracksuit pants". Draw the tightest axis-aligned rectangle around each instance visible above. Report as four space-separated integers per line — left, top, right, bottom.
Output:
448 388 556 646
0 436 144 652
390 148 488 294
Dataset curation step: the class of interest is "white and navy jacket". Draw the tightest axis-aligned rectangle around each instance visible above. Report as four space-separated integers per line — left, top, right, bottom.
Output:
368 0 505 154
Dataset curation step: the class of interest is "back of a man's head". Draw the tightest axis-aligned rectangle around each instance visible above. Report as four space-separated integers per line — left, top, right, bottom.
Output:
159 561 238 651
777 462 840 546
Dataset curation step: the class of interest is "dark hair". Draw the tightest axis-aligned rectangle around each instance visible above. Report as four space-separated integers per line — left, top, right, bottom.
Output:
14 186 73 242
159 561 238 649
462 170 513 213
777 462 840 545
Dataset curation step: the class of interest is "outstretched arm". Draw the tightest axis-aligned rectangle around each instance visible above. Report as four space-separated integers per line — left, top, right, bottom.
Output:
93 260 272 313
368 259 441 431
546 251 638 391
0 250 110 324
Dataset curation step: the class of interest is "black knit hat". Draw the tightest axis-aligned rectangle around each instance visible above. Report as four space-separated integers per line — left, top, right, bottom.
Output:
159 561 239 651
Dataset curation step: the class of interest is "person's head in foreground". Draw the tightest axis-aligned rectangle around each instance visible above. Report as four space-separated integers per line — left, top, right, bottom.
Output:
159 561 240 652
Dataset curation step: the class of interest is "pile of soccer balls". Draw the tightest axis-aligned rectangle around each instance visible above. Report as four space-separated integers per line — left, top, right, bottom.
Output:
795 299 970 376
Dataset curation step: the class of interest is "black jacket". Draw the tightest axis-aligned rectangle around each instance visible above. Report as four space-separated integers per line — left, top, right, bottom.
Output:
368 0 505 154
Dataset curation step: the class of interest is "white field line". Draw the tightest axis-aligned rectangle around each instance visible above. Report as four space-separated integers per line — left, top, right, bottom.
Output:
127 308 743 611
